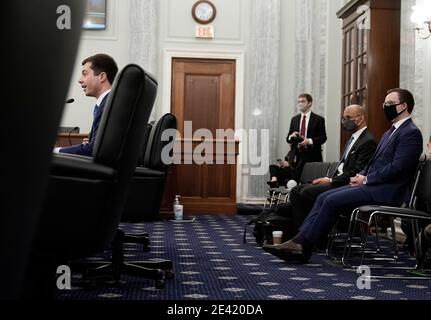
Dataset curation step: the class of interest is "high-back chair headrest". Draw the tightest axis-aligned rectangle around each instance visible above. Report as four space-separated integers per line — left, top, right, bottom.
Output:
93 64 157 171
144 113 177 172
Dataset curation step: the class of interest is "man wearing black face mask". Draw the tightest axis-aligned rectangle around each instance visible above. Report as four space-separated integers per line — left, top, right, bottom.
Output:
284 105 376 233
263 89 423 263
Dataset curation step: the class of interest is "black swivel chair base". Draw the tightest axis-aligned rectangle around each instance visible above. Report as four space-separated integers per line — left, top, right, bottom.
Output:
124 233 151 252
76 230 174 289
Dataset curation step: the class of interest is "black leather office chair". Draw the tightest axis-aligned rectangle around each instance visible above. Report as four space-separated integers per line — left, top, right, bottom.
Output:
27 64 158 296
82 114 178 289
125 113 177 222
1 0 84 299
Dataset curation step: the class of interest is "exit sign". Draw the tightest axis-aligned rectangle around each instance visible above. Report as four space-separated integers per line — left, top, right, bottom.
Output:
195 25 214 38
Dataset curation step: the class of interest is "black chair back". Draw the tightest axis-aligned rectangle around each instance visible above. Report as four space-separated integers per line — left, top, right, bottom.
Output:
91 65 158 244
144 113 177 172
1 0 84 299
411 154 431 213
299 162 331 184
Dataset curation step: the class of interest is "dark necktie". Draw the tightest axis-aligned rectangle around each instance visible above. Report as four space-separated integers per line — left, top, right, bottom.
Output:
375 125 396 155
88 104 99 141
365 126 396 174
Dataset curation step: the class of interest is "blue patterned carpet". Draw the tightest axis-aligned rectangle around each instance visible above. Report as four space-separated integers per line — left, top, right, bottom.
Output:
58 215 431 301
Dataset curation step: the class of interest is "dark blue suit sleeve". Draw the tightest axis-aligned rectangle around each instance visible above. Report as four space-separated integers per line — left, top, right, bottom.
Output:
59 94 108 157
59 141 93 157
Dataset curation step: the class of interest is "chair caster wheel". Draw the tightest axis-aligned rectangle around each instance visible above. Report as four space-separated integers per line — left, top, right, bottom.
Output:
155 280 166 289
164 270 175 280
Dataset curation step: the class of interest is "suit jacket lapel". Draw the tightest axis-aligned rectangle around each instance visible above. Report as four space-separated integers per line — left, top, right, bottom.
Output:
372 119 411 161
346 130 366 158
294 115 301 132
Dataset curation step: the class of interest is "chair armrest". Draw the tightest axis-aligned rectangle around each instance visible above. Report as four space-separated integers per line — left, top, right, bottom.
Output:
50 153 117 180
357 205 431 221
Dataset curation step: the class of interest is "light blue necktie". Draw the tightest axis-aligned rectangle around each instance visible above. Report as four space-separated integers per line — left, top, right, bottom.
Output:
340 136 354 162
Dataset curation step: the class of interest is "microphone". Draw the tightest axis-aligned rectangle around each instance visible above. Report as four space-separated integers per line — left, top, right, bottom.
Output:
287 180 298 190
68 126 79 146
65 98 75 104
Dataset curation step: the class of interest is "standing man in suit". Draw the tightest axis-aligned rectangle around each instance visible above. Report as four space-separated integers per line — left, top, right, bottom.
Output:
286 93 327 182
268 93 327 187
288 105 376 231
54 53 118 156
264 88 423 262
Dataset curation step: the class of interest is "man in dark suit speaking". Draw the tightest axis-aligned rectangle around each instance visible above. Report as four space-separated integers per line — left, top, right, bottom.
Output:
288 104 377 232
54 53 118 157
287 93 327 182
264 88 423 263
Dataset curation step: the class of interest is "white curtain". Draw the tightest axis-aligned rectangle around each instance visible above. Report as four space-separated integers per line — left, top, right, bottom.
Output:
246 0 281 197
294 0 328 117
129 0 159 75
400 0 426 132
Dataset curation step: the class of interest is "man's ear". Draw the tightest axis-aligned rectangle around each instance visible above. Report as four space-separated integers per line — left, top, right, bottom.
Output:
99 72 107 83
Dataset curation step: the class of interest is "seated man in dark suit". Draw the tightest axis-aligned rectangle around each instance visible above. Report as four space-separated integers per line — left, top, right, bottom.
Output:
264 88 423 263
268 93 327 187
288 105 377 232
54 53 118 156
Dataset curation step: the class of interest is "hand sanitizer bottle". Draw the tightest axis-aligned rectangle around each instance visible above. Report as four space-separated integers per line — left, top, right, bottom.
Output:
174 195 183 220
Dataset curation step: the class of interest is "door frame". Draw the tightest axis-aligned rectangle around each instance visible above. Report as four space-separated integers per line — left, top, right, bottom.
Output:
162 48 245 201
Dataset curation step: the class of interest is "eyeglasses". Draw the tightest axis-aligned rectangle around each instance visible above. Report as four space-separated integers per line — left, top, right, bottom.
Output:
383 101 403 108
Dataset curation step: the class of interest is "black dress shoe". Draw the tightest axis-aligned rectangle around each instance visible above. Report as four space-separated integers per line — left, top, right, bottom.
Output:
266 181 279 188
263 245 310 264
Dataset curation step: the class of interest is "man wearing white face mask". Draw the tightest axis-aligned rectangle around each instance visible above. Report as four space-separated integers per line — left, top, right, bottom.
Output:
285 93 327 182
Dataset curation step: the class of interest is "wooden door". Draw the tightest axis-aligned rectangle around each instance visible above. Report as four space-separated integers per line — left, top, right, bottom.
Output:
170 58 238 215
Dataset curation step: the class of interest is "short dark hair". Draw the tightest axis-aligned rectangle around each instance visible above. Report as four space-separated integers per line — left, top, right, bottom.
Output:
387 88 415 113
298 93 313 103
82 54 118 85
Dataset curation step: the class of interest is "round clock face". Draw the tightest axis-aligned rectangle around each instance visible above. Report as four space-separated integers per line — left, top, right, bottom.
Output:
192 1 216 24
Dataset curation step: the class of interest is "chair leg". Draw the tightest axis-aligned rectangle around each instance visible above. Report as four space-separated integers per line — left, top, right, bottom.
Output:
359 222 370 266
373 215 381 253
342 209 359 268
326 221 340 261
389 217 399 260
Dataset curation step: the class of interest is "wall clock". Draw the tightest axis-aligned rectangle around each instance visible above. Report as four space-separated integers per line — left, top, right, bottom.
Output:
192 0 217 25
